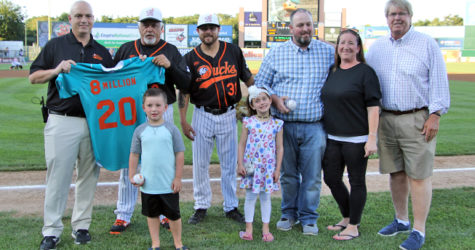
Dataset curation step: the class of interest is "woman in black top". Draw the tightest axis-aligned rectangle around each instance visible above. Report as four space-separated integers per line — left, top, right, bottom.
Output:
321 29 381 240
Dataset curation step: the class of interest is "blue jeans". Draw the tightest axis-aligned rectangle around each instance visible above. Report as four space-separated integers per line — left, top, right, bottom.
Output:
280 122 326 225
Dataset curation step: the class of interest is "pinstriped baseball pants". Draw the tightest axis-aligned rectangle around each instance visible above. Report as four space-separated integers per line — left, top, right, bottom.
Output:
114 105 174 222
191 106 239 212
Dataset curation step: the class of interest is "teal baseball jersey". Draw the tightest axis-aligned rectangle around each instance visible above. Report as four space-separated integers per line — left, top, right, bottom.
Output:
56 57 165 171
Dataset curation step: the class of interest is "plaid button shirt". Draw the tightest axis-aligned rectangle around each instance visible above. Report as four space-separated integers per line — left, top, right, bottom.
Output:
366 28 450 114
255 39 334 122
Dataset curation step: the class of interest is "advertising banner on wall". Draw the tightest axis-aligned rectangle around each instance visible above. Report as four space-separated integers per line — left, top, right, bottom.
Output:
38 22 140 48
363 26 389 39
92 23 140 48
244 27 262 41
242 48 265 60
37 21 71 47
244 12 262 27
437 38 464 50
165 24 188 48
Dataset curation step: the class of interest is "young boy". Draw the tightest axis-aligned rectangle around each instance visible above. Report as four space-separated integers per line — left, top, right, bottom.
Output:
129 88 188 250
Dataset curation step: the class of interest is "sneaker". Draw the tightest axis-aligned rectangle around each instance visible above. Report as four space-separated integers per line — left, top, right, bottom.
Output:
276 218 298 231
225 208 245 223
72 229 91 244
110 219 130 235
378 219 411 236
188 209 207 224
302 224 319 236
160 217 171 231
176 246 190 250
39 236 60 250
399 231 425 250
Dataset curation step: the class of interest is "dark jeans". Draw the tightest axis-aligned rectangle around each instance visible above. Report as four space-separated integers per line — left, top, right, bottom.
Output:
322 138 368 225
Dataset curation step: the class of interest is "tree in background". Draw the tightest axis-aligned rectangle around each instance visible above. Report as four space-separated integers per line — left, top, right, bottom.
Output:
413 14 463 26
23 12 239 45
0 0 25 41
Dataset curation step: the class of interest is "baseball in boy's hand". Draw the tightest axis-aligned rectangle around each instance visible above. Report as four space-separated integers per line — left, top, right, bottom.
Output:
285 99 297 111
133 174 144 185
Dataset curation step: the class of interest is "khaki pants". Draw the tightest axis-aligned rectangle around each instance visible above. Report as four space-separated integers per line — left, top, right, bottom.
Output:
42 114 100 237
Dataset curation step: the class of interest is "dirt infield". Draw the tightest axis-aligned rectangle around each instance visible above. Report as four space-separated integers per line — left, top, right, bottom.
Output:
0 69 28 78
448 74 475 82
1 155 474 216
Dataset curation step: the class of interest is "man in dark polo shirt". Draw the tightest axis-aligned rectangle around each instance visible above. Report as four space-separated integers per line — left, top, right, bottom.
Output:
29 1 113 249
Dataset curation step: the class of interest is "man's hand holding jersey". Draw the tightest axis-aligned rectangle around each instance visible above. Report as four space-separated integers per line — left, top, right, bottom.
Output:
139 54 171 69
55 60 76 75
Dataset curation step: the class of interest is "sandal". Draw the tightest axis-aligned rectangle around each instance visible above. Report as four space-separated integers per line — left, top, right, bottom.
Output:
262 232 274 242
333 232 360 241
327 224 347 231
239 231 253 241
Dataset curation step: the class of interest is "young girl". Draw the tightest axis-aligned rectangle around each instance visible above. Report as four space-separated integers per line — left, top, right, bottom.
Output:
237 86 284 242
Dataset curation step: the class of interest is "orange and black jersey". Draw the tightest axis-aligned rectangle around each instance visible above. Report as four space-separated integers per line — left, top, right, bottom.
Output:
183 41 252 109
114 39 190 104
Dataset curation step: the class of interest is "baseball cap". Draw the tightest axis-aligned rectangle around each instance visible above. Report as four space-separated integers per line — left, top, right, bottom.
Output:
139 7 162 22
197 14 220 28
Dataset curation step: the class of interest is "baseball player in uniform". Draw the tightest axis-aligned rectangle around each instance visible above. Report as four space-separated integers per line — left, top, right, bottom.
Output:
179 13 254 224
110 7 191 234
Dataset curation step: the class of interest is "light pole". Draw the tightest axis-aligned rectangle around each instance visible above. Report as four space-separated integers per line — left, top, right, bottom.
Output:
23 6 28 62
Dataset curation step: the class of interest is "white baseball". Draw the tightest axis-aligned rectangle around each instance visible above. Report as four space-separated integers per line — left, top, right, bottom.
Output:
285 99 297 111
133 174 144 185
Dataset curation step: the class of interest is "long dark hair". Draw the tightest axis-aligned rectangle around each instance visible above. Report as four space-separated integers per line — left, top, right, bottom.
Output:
333 29 365 71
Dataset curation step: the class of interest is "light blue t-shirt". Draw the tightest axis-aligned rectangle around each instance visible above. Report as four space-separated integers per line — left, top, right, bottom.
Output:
55 57 165 171
130 121 185 194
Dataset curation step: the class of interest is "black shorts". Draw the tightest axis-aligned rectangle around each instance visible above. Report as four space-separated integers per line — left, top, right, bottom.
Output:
141 192 181 220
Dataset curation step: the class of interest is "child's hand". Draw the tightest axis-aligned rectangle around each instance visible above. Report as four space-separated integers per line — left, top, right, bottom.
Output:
273 170 280 183
237 164 246 177
171 178 182 193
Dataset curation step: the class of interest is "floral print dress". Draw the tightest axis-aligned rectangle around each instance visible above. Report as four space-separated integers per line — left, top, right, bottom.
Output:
240 116 284 193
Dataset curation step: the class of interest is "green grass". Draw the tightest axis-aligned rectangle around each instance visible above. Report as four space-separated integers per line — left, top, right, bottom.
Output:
1 187 474 249
0 77 46 170
0 77 473 170
436 81 475 155
0 77 228 170
0 63 31 70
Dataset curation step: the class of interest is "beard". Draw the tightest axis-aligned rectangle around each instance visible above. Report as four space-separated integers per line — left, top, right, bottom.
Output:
143 36 157 46
295 35 311 47
201 35 217 46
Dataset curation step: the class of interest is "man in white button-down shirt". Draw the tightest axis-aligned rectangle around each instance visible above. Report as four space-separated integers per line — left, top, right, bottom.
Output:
366 0 450 249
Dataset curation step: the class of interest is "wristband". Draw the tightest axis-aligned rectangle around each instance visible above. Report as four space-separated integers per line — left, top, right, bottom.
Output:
431 112 441 117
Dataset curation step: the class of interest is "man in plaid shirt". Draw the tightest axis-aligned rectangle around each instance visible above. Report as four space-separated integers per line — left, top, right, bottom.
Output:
255 8 334 236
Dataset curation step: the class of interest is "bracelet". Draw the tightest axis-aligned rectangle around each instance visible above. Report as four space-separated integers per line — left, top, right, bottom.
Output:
431 112 441 117
369 133 377 136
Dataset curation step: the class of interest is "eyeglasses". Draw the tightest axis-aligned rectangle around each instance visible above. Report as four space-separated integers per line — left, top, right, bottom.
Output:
388 12 408 18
